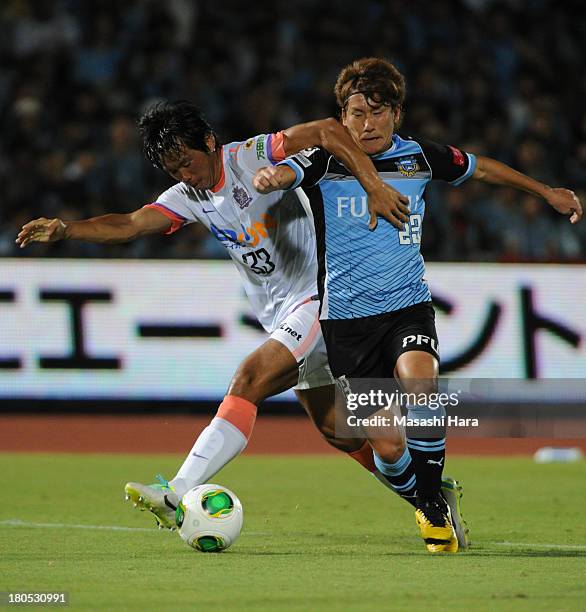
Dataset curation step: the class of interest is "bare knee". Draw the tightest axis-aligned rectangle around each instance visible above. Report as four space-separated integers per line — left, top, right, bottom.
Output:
370 438 406 464
228 363 267 404
394 351 438 396
400 378 437 396
318 424 364 454
295 386 364 454
228 341 299 404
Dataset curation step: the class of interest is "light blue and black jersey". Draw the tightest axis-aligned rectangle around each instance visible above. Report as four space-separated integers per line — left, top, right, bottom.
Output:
278 134 476 320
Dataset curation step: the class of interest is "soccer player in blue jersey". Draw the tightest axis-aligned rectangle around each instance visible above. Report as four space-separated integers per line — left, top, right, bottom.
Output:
254 57 582 553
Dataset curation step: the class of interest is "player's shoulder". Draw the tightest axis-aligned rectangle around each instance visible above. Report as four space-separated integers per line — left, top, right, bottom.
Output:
368 134 427 163
156 181 193 203
398 132 464 156
155 181 211 212
397 133 474 182
226 136 257 158
227 133 282 160
392 133 428 155
392 133 467 165
238 136 262 151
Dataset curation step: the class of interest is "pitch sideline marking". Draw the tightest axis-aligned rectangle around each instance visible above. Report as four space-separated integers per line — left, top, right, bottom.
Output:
1 521 584 549
490 541 586 551
1 519 157 533
0 518 268 536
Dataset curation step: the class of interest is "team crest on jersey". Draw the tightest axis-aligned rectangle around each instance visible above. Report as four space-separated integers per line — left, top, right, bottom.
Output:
233 184 252 209
244 138 254 150
395 156 420 177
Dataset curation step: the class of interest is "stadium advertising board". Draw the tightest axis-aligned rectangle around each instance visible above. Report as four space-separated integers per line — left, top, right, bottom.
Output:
0 260 584 401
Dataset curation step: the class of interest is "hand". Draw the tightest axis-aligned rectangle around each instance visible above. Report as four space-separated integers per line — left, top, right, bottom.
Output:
545 188 582 224
253 166 287 194
367 182 410 230
16 218 67 248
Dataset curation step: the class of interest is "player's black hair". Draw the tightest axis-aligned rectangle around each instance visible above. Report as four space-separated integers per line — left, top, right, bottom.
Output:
138 100 221 170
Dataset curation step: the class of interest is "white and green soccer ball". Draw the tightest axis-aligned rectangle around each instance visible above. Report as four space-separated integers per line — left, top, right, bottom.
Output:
176 484 243 552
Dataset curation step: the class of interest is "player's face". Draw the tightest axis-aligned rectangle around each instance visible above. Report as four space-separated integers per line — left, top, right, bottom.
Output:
163 137 221 190
342 95 400 155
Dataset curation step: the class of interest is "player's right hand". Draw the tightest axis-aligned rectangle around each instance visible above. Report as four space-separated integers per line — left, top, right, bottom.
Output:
253 166 296 194
16 218 67 248
367 182 410 230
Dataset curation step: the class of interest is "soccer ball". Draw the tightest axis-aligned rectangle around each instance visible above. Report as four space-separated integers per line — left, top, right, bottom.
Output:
176 484 243 552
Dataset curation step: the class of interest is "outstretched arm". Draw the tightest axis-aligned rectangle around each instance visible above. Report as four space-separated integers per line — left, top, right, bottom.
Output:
258 118 410 230
473 155 582 224
281 119 394 200
16 206 172 248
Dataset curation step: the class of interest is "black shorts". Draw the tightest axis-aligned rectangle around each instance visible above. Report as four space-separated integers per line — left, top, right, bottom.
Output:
320 301 439 379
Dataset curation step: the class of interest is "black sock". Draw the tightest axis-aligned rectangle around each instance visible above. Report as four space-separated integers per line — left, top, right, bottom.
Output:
406 436 445 503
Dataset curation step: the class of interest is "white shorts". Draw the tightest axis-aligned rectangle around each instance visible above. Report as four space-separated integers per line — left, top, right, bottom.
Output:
270 297 334 390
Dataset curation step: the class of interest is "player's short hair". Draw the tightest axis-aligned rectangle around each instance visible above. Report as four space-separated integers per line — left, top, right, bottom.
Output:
138 100 220 170
335 57 406 114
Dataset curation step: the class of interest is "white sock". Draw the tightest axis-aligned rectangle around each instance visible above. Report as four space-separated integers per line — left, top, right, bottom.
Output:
169 417 247 499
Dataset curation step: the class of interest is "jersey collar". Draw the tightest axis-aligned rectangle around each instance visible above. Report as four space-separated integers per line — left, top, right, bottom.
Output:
370 134 399 160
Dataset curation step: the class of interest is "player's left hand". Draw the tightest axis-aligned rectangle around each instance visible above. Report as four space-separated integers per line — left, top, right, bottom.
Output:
545 188 582 224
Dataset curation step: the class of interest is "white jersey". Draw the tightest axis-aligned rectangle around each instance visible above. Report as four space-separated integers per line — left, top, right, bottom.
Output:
146 133 318 333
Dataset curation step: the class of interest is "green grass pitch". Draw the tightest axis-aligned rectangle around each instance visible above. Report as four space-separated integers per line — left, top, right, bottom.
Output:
1 453 585 611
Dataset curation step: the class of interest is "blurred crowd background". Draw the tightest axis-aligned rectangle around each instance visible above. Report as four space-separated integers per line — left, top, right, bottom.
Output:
1 0 584 261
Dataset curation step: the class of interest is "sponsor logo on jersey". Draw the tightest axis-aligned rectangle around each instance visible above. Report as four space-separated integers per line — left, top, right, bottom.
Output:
448 145 465 166
295 148 319 168
256 138 266 160
210 213 277 248
337 196 368 217
232 184 252 209
278 323 303 341
395 156 420 177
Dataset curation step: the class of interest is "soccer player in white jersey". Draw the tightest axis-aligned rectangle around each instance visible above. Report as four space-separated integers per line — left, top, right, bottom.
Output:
17 101 459 538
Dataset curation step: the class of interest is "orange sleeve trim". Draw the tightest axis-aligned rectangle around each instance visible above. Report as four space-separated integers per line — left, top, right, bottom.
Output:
143 203 187 235
268 131 286 163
